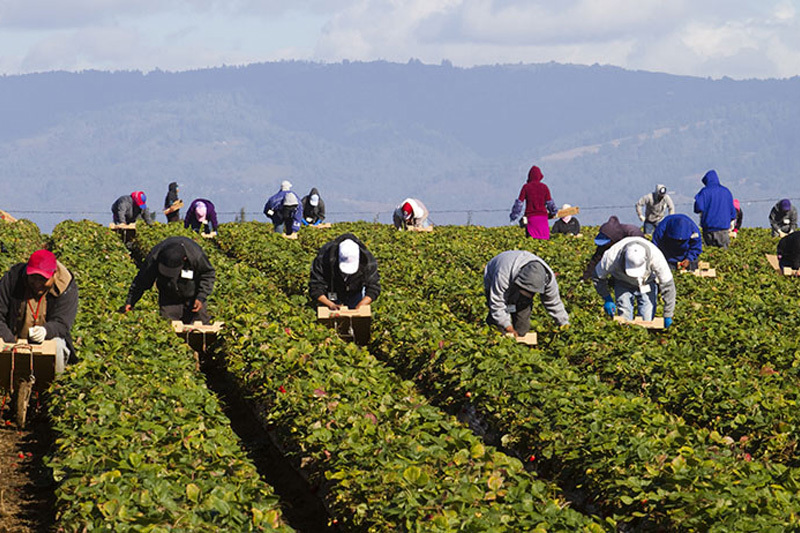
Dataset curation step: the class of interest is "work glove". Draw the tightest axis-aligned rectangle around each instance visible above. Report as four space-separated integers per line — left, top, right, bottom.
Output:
603 297 616 317
639 215 645 222
664 317 673 329
28 326 46 343
266 209 274 217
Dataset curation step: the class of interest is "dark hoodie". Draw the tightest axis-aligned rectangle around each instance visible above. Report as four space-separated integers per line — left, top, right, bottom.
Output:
693 170 737 232
777 231 800 269
651 214 702 265
582 216 644 280
184 198 218 233
301 188 326 224
511 166 557 219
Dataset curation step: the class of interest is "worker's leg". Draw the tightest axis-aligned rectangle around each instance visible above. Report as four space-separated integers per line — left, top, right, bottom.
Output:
636 283 658 321
511 300 533 336
615 285 636 320
54 337 70 374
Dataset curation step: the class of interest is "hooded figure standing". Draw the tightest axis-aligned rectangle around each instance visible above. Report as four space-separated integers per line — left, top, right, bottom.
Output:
123 236 215 324
582 216 645 281
483 250 569 336
301 188 326 226
693 170 737 249
551 204 581 235
112 191 155 225
264 181 304 235
164 182 181 223
592 236 675 327
636 184 675 235
769 199 797 238
652 214 703 270
510 165 558 240
309 233 380 310
393 198 430 230
184 199 218 234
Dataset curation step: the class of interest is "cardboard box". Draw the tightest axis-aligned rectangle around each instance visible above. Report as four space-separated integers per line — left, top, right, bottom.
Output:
317 305 372 345
613 316 665 329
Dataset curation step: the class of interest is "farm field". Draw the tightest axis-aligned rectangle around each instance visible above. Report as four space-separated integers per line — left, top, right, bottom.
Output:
0 218 798 531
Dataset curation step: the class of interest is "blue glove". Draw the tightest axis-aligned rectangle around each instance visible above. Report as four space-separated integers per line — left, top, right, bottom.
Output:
603 297 616 317
664 317 673 329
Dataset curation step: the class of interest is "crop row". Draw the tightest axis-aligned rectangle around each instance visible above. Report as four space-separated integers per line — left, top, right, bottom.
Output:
215 221 800 531
361 224 800 464
131 221 605 531
46 220 291 531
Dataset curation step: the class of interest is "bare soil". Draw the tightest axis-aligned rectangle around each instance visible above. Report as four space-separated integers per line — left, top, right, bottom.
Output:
0 395 55 533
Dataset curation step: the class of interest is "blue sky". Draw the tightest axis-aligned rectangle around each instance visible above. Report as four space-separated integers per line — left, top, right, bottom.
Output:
1 0 799 78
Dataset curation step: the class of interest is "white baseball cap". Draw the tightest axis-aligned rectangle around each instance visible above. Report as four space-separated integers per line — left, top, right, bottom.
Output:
338 239 359 275
310 194 319 206
280 180 292 191
624 244 647 278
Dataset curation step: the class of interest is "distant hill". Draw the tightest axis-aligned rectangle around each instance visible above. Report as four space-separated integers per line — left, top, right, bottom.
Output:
1 60 798 232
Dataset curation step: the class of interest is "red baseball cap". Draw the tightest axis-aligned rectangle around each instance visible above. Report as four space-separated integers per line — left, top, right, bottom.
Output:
27 250 57 279
132 191 147 209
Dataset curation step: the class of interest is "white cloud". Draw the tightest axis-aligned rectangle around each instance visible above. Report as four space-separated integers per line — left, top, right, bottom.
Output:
0 0 799 78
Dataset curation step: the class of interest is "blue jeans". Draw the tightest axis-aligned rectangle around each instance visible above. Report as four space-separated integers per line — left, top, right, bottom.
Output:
643 221 657 235
615 282 658 321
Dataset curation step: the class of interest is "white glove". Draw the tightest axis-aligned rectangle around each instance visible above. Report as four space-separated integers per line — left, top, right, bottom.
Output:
266 209 274 217
28 326 46 343
639 215 645 222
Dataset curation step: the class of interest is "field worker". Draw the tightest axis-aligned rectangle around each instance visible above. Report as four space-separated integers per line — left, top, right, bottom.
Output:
551 204 581 235
582 215 644 281
393 198 430 230
777 231 800 272
693 170 737 249
309 233 380 310
111 191 155 225
124 236 215 324
651 214 703 271
635 184 675 235
0 250 78 373
301 187 326 226
732 199 743 235
769 198 797 238
509 165 557 240
483 250 569 336
164 182 181 223
592 236 675 327
264 181 304 235
184 198 218 234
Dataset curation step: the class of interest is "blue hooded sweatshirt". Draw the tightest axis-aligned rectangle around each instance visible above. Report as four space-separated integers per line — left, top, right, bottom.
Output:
693 170 737 232
652 214 702 264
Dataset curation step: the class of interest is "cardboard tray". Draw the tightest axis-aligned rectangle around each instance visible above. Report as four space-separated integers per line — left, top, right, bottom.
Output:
201 231 217 239
0 210 17 223
407 225 433 232
766 254 798 276
171 321 224 334
281 232 299 240
680 261 716 278
317 305 372 346
109 223 136 230
613 316 665 330
308 223 332 229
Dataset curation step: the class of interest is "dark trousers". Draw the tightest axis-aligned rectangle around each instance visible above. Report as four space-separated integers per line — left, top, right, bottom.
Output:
160 300 210 324
703 229 730 249
486 302 532 335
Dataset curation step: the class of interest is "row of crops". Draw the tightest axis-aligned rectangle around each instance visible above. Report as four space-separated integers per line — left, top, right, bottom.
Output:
2 218 799 530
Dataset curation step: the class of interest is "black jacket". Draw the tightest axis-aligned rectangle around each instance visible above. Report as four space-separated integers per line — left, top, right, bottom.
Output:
126 236 215 307
552 218 581 235
777 231 800 269
0 262 79 362
309 233 380 303
301 188 326 224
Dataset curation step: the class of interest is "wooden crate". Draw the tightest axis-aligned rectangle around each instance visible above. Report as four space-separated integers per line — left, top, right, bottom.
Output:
506 332 537 345
765 254 798 276
0 340 57 393
317 305 372 346
613 316 665 330
555 206 580 218
163 199 184 215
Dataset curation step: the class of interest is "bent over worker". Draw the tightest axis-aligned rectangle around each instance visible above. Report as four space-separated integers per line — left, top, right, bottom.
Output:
0 250 79 373
124 236 215 324
309 233 381 310
592 236 675 328
483 250 569 336
651 214 703 270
